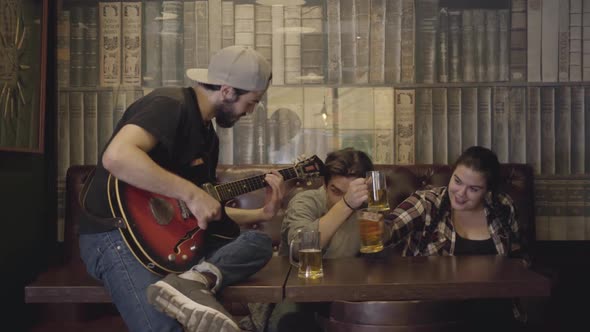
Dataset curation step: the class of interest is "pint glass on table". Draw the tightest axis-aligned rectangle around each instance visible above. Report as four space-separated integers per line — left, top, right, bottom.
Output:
289 229 324 279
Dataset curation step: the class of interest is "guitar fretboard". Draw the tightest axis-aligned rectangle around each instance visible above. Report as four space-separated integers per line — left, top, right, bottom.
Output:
215 167 298 202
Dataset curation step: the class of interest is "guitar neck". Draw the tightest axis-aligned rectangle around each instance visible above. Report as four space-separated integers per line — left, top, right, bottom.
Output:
214 167 298 203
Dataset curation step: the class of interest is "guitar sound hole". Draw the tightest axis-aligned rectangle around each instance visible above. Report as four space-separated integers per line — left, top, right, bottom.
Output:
149 197 174 225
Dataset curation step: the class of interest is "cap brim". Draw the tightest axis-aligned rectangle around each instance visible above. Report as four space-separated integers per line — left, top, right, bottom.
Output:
186 68 210 83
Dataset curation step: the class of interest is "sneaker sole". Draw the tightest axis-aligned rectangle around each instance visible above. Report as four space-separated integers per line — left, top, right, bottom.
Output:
147 280 240 332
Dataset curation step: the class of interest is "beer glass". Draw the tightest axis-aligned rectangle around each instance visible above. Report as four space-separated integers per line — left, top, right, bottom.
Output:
367 171 390 211
358 208 384 253
289 230 324 279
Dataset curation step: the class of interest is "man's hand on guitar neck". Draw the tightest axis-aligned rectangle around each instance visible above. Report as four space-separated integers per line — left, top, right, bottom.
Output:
226 170 286 225
261 170 286 220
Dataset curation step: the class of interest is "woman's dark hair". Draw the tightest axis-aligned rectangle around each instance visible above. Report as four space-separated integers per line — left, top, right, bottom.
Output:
453 146 501 194
323 148 374 184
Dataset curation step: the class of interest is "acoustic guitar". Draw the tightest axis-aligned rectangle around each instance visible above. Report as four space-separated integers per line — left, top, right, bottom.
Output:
106 155 324 276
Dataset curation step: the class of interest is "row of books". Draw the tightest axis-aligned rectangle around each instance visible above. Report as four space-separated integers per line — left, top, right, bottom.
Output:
59 0 590 89
56 85 590 178
535 176 590 241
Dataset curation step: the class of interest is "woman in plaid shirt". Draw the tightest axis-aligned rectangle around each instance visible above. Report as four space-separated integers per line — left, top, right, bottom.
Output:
383 146 525 330
384 146 519 257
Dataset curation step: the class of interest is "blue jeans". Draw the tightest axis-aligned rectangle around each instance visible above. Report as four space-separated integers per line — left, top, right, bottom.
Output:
79 229 273 332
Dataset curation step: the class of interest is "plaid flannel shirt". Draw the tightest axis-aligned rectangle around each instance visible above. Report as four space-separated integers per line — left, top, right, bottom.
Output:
384 186 520 257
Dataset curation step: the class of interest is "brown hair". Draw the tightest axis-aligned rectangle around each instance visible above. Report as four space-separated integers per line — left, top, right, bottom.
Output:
323 148 374 184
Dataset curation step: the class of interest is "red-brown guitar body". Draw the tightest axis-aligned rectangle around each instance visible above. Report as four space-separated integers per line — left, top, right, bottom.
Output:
107 155 324 276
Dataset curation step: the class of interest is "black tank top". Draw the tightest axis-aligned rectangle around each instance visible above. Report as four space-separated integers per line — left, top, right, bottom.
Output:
454 232 496 255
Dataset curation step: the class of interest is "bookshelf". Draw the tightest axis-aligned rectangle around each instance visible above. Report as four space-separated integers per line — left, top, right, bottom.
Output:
54 0 590 241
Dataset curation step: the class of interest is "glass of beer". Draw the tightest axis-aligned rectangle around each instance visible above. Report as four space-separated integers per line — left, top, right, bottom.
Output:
289 230 323 279
367 171 390 211
358 208 384 253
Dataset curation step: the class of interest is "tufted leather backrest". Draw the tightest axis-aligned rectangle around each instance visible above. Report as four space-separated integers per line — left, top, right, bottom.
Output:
64 163 534 258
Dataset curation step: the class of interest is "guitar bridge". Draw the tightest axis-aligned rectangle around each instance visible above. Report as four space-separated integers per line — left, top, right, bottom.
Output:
178 200 191 219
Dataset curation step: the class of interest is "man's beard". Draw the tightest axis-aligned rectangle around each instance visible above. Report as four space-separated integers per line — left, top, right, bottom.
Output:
215 101 241 128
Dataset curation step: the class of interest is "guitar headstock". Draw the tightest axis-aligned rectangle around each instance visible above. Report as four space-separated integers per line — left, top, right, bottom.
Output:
293 155 325 180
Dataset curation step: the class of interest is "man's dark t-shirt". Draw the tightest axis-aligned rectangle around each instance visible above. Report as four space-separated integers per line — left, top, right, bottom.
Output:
80 87 239 238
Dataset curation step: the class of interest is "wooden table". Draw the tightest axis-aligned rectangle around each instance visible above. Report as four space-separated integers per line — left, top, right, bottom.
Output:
221 256 292 303
284 255 551 302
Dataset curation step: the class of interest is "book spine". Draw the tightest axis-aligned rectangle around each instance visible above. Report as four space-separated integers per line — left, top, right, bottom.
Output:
472 9 485 82
555 86 572 174
461 87 477 151
527 0 542 82
354 0 370 84
497 9 510 81
255 4 273 64
437 7 449 83
340 0 355 83
83 91 98 165
570 0 583 81
432 87 448 164
477 86 492 148
183 1 196 85
369 0 386 84
394 89 415 164
586 85 590 173
69 5 84 87
484 10 498 82
300 5 324 84
540 87 556 174
57 10 70 88
208 0 223 57
448 10 462 83
541 0 559 82
510 0 527 81
271 5 284 85
326 0 343 84
526 87 542 174
400 0 415 83
415 88 433 163
492 86 509 162
571 86 585 174
534 177 549 240
122 1 142 86
447 87 462 163
583 0 590 80
558 0 570 81
161 0 183 86
97 90 114 154
384 0 402 83
98 0 122 87
57 91 70 179
284 6 301 84
414 0 438 84
461 10 475 82
143 0 162 87
83 4 99 87
195 1 209 68
508 87 526 163
69 91 84 166
222 1 235 48
373 87 395 164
